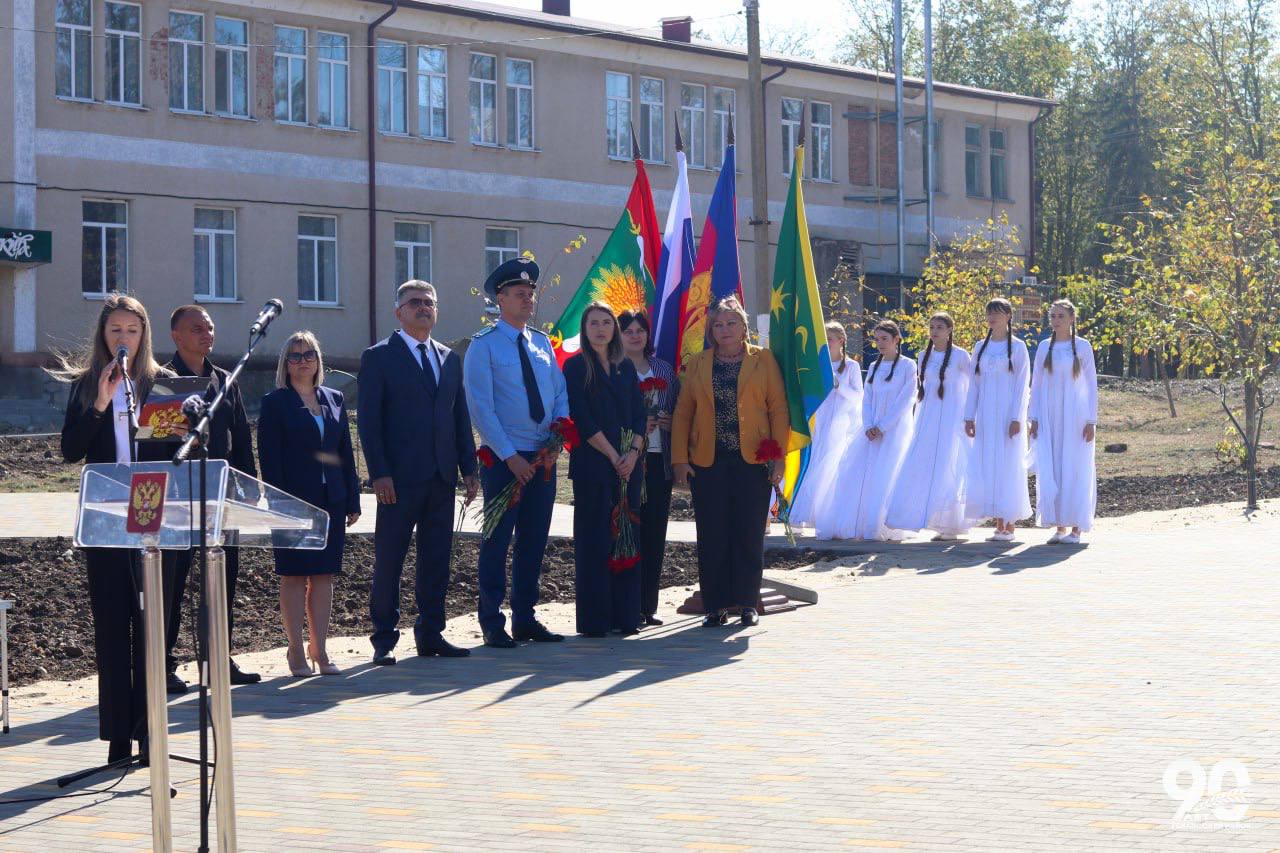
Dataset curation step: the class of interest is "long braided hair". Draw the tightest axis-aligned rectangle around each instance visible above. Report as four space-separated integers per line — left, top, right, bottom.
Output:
973 297 1015 375
866 319 902 384
824 320 849 386
1043 298 1082 378
917 312 955 401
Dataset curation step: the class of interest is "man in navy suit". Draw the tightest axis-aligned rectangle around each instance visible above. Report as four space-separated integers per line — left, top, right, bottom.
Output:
359 281 479 665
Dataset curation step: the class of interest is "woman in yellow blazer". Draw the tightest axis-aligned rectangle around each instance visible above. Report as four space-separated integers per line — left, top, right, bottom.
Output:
672 296 790 627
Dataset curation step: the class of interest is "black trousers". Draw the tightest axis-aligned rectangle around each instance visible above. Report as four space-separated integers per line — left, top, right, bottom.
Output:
86 548 147 745
689 452 771 612
369 475 456 651
639 455 673 618
573 478 641 634
163 546 240 672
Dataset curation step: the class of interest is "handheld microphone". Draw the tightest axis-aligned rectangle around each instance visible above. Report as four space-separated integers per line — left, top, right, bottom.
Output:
249 298 285 337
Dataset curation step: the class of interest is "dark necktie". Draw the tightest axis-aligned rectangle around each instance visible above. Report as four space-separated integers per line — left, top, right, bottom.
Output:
417 342 438 394
517 334 546 424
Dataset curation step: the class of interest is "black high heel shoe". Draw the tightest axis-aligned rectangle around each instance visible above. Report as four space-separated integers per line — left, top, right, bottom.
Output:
701 610 728 627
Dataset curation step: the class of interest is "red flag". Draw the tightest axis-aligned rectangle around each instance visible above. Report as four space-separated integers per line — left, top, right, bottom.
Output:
625 159 662 299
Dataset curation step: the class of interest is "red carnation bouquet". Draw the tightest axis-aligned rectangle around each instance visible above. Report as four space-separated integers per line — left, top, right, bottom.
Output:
637 376 668 416
755 438 796 546
608 428 642 573
475 416 579 539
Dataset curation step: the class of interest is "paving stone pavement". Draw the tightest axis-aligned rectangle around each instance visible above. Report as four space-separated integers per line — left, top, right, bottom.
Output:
1 503 1278 851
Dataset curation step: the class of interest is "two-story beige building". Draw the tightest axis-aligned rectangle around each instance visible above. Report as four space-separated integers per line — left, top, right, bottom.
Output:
1 0 1052 363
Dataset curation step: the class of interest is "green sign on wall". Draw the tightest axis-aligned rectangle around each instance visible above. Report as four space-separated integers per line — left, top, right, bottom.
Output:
0 227 52 266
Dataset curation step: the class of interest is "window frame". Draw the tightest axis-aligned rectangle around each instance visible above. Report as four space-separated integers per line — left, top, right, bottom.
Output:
316 31 350 129
504 57 535 150
104 1 142 106
680 82 707 168
417 45 448 140
193 207 237 301
273 25 308 126
965 122 985 197
809 100 833 182
469 51 498 145
376 39 408 134
297 214 340 305
989 127 1009 200
781 96 803 176
394 221 433 289
638 76 665 164
168 10 205 114
82 200 129 297
484 227 520 277
213 16 250 118
711 86 735 167
605 71 632 160
56 0 93 101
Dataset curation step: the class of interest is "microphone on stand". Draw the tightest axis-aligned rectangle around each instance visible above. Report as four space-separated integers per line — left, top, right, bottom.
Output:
249 298 285 337
113 345 129 381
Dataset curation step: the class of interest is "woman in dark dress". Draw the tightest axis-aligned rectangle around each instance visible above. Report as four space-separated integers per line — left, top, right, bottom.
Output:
257 331 361 676
563 302 647 637
55 292 171 763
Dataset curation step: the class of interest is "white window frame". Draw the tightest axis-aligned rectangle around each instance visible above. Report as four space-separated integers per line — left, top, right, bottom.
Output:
605 71 632 160
680 83 706 168
82 200 129 296
214 17 250 118
169 11 205 114
505 57 535 150
274 25 308 125
298 215 339 305
104 1 142 106
809 100 833 181
781 97 803 176
316 31 349 129
417 46 447 139
469 52 498 145
638 76 664 164
377 39 408 134
394 221 433 289
56 0 93 101
989 127 1009 200
965 123 985 197
194 208 237 301
484 227 520 277
711 86 735 167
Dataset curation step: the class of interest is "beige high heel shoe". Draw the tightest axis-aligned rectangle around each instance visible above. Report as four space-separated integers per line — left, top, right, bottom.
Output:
308 643 340 675
287 647 314 678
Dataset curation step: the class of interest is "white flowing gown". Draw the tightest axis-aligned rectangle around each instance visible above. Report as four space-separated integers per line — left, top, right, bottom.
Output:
789 357 864 527
816 355 916 540
963 335 1033 523
885 346 973 535
1029 337 1099 531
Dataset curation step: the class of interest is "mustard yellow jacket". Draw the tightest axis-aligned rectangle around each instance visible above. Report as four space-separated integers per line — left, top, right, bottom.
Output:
671 345 791 467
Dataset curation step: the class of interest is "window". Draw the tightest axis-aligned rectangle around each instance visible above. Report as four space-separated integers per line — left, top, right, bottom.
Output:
82 201 128 295
922 120 941 192
965 123 984 196
810 101 833 181
781 97 803 175
394 222 432 288
105 2 141 105
274 26 307 124
680 83 706 168
990 128 1008 200
298 216 338 303
469 52 497 144
317 32 349 129
505 58 534 149
605 72 631 159
194 208 236 300
377 40 407 133
484 227 519 276
214 18 249 117
638 77 664 163
711 87 735 167
417 47 447 139
169 12 204 112
56 0 92 100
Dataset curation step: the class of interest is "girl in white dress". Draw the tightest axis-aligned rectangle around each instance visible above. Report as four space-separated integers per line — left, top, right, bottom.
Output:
789 322 864 528
818 320 916 541
963 298 1032 542
885 313 973 540
1029 299 1098 544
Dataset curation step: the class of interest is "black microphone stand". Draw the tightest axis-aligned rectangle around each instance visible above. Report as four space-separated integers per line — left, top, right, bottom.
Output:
172 321 273 853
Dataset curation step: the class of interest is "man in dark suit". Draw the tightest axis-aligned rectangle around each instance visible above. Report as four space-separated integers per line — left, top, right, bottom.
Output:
163 305 261 691
360 280 479 665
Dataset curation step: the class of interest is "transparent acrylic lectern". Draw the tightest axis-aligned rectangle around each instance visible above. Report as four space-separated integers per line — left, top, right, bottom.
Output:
74 461 328 853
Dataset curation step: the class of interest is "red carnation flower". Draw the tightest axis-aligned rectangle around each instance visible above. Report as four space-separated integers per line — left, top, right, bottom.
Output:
638 377 669 394
476 447 497 468
755 438 784 464
553 416 581 451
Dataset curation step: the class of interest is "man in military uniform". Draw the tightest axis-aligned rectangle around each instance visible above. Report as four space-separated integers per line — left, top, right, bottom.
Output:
463 258 568 648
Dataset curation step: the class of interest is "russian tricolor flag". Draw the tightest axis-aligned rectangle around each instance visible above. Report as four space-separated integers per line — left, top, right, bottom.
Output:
653 147 694 368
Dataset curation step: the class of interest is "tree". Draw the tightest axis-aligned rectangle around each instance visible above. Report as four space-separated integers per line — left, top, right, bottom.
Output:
695 20 817 59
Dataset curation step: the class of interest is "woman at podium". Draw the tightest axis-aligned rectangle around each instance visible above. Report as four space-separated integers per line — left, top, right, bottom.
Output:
54 293 171 763
257 331 361 676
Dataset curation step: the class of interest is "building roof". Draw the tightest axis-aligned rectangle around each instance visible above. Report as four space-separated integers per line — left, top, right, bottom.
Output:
361 0 1057 110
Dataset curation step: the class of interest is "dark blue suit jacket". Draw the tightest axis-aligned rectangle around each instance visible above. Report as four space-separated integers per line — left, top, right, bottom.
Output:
357 333 477 486
257 385 361 515
563 352 646 489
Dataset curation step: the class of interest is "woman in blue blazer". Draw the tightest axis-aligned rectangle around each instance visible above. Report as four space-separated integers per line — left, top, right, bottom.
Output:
563 302 647 637
258 331 361 676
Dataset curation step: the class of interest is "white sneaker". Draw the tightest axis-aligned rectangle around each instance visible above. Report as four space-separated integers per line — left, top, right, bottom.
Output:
1047 531 1063 544
991 530 1014 542
932 533 962 542
1060 533 1081 545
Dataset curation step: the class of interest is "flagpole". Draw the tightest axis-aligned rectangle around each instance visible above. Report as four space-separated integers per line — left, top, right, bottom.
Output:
745 0 771 322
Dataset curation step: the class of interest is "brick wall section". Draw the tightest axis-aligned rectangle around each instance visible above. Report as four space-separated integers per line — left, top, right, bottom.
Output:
848 105 871 185
877 121 897 189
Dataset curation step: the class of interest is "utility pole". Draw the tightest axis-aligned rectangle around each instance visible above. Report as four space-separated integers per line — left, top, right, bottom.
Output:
745 0 771 320
923 0 936 254
893 0 907 282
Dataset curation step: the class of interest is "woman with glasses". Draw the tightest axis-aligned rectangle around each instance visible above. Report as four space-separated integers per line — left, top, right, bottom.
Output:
257 331 361 676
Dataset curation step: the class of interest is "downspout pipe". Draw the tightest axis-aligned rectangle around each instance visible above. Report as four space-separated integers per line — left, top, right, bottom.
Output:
367 0 399 346
1027 104 1052 277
